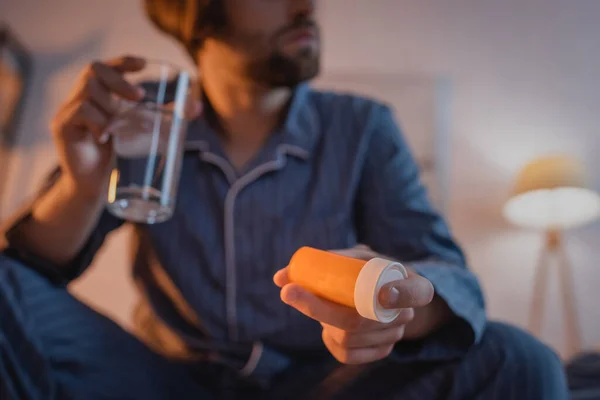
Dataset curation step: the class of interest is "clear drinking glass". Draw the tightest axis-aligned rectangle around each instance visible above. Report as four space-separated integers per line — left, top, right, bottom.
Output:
105 61 193 224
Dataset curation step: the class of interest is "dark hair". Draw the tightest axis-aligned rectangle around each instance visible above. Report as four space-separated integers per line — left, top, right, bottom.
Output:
144 0 226 61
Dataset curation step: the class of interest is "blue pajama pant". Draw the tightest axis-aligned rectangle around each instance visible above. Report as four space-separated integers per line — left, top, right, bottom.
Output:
0 254 568 399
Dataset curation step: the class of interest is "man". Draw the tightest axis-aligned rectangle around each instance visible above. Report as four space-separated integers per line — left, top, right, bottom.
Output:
0 0 568 399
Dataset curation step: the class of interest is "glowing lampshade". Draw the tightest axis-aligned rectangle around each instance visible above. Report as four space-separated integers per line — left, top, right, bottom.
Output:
503 156 600 230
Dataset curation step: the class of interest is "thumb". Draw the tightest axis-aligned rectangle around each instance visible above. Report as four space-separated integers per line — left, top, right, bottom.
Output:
184 97 202 120
166 97 202 120
378 274 434 309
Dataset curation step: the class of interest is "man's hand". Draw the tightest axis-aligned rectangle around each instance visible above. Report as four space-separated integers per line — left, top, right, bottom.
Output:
273 246 439 365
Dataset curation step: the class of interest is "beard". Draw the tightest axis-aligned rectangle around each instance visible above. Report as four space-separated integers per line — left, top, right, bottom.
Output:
207 13 321 88
245 15 321 88
247 45 320 88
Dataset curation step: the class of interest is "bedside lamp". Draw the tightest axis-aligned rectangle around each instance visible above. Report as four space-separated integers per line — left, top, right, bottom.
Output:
503 155 600 356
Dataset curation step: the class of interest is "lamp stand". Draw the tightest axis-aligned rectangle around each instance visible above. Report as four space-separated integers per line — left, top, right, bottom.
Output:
529 230 582 357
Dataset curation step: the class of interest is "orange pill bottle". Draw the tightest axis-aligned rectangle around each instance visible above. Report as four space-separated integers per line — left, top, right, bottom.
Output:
288 246 408 323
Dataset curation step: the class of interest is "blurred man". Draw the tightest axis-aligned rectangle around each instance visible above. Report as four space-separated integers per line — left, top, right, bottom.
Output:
0 0 568 399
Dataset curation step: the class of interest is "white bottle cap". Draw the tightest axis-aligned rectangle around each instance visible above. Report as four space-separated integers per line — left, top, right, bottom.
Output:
354 258 408 323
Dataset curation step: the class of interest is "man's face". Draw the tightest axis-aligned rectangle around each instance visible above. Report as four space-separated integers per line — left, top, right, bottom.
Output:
216 0 320 88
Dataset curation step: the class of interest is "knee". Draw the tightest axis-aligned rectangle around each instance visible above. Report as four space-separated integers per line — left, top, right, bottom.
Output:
479 322 568 399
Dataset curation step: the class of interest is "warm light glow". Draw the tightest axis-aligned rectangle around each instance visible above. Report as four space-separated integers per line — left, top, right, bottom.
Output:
504 155 600 230
107 169 120 203
503 187 600 230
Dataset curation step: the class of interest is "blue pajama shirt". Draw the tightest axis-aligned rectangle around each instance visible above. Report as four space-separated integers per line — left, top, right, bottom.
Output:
0 83 568 399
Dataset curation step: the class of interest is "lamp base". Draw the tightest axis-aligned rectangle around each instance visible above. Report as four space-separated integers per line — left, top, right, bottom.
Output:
529 230 582 358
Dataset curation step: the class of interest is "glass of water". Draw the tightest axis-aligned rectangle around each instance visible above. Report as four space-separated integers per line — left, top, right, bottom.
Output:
105 60 193 224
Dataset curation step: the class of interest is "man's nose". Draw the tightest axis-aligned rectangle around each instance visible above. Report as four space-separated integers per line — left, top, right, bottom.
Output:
290 0 316 20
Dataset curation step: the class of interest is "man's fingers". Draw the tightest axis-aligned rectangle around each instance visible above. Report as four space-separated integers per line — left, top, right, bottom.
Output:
85 78 119 116
65 101 109 139
104 55 147 73
183 97 202 120
91 60 145 101
281 283 378 332
273 267 290 288
322 322 407 349
164 97 202 120
378 274 434 309
322 329 394 365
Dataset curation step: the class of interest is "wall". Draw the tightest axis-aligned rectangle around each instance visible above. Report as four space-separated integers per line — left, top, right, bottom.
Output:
1 0 599 359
